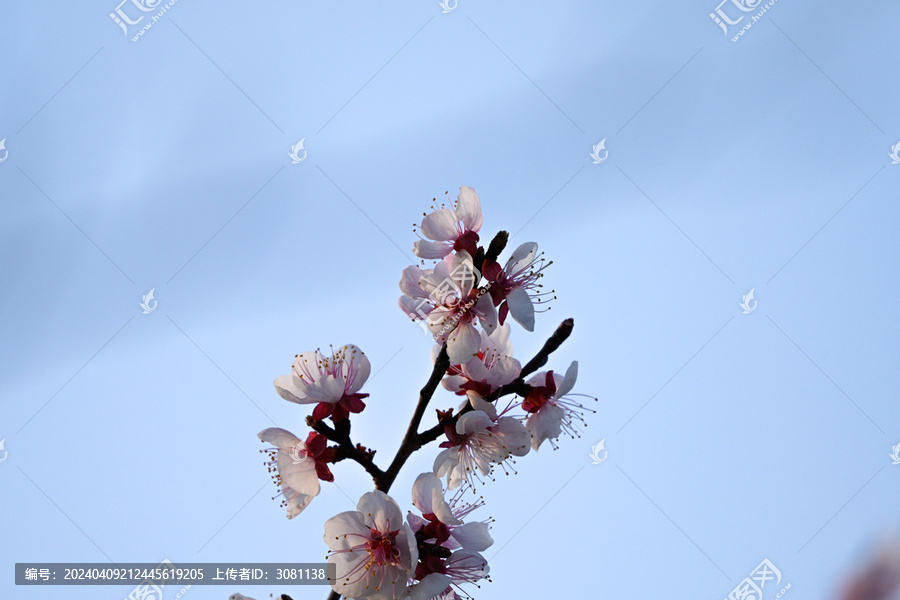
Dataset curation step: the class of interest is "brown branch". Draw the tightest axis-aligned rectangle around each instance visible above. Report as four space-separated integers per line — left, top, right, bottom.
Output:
306 416 385 482
376 344 451 492
319 267 572 600
518 317 575 378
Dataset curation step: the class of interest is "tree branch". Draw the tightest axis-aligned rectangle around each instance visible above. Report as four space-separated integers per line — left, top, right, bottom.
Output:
376 344 451 492
519 317 574 378
319 237 572 600
307 416 385 482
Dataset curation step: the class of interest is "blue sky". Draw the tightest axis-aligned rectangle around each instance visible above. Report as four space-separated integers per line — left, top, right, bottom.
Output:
2 1 899 599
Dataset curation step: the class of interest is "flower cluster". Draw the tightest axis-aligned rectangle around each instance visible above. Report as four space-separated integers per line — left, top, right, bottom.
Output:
399 186 552 362
274 344 371 422
256 187 595 599
324 474 494 600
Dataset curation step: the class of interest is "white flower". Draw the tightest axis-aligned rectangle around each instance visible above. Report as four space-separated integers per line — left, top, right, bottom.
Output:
273 344 370 421
407 473 494 553
433 410 530 489
522 361 593 450
325 491 418 600
437 323 520 402
406 474 493 600
413 186 483 260
408 550 491 600
258 428 320 518
482 241 553 332
400 252 499 364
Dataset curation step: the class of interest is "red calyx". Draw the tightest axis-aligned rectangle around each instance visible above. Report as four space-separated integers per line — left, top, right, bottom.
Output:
439 423 466 448
304 431 338 482
420 513 452 545
522 371 556 413
415 554 447 580
452 230 480 257
312 392 369 423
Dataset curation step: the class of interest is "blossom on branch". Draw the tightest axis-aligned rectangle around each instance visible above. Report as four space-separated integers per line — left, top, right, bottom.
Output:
410 550 491 600
437 323 520 401
401 252 498 364
522 361 595 450
407 473 493 600
433 410 530 489
413 186 483 260
273 344 370 422
482 241 553 332
324 491 418 600
254 184 591 600
258 427 324 519
408 473 493 553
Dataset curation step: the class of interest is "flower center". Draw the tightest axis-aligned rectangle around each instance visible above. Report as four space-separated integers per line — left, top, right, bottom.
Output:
366 530 400 566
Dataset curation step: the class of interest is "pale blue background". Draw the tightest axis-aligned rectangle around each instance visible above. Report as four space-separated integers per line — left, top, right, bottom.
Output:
2 1 899 599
